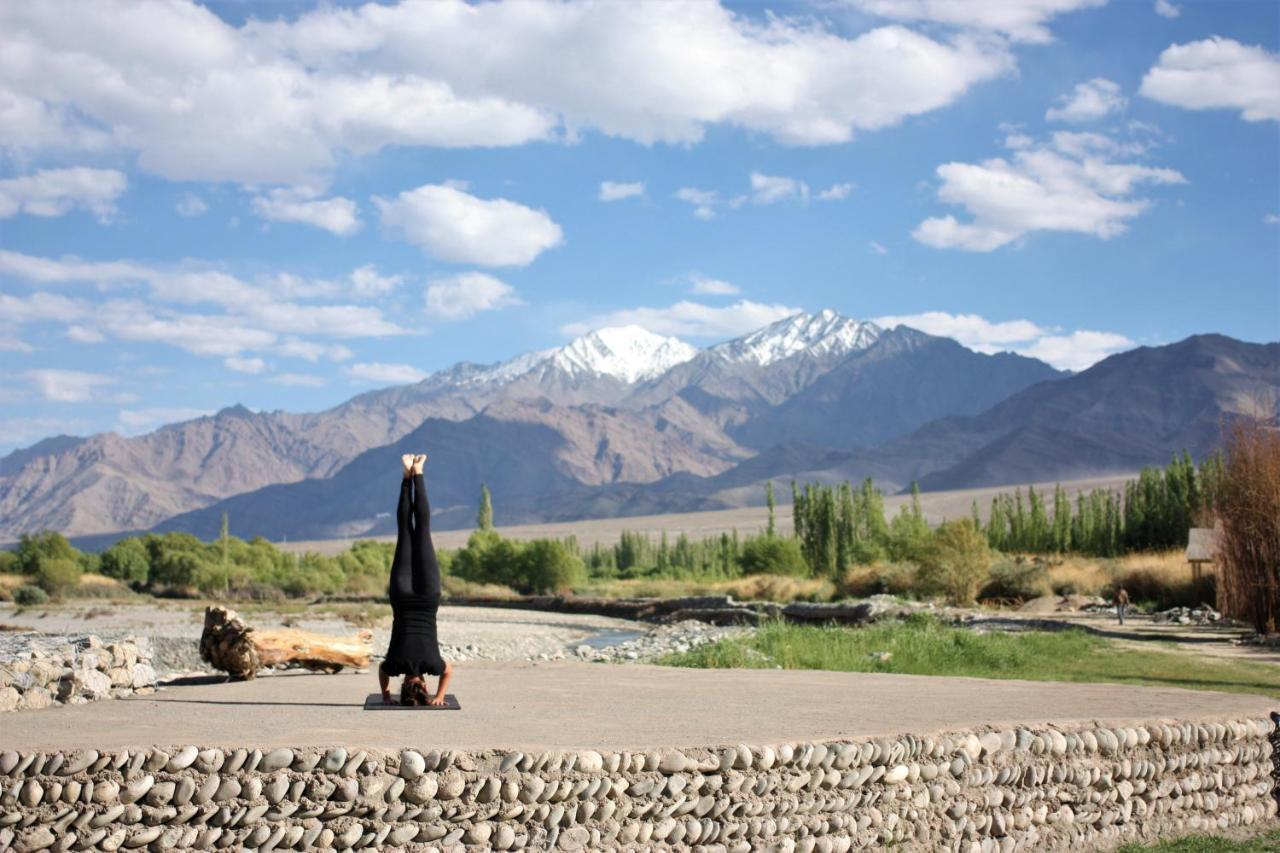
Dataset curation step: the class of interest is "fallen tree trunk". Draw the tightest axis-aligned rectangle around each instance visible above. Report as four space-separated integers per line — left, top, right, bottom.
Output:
200 606 373 680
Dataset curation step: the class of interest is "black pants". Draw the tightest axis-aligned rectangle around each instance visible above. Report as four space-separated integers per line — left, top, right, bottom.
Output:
382 474 444 677
390 474 441 601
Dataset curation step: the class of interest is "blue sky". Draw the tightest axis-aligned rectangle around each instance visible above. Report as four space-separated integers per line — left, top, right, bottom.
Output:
1 0 1277 452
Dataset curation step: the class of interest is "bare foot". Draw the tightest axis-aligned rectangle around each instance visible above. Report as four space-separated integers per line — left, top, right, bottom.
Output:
401 454 414 478
412 454 427 476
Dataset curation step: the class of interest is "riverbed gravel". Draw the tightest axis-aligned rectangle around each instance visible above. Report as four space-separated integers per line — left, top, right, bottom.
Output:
0 603 751 677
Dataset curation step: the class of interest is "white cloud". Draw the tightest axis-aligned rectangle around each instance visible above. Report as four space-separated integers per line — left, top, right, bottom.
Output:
0 1 1016 184
1018 330 1135 371
0 336 33 352
25 368 115 402
688 274 740 296
375 184 563 267
869 240 888 255
344 362 427 385
913 130 1185 251
562 299 800 339
0 168 126 221
846 0 1105 44
0 251 406 361
875 311 1047 347
176 193 208 217
65 325 104 343
276 339 353 362
873 310 1134 370
117 407 212 435
0 416 91 448
675 187 718 220
0 291 87 325
1154 0 1179 19
349 265 403 297
251 187 361 236
424 272 523 321
1140 37 1280 122
1046 78 1126 123
269 372 326 387
599 181 645 202
817 182 856 201
96 302 279 357
750 172 809 205
224 356 266 374
1265 213 1280 225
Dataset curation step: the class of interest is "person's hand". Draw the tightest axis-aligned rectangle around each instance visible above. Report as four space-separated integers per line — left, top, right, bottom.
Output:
381 690 395 705
427 692 446 707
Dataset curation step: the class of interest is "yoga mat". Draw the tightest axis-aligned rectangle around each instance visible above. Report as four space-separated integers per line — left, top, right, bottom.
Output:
363 693 460 711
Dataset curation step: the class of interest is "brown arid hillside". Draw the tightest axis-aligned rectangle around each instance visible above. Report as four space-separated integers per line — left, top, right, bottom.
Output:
2 313 1062 540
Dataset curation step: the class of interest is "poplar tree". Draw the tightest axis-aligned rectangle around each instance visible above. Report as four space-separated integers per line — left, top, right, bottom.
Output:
477 484 494 531
765 481 777 538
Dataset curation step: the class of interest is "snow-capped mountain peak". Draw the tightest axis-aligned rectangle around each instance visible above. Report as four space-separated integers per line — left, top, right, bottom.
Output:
549 326 699 382
710 309 881 366
467 325 698 386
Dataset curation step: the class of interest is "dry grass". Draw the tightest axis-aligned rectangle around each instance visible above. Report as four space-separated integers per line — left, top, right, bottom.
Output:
573 574 833 603
76 573 135 599
838 563 920 599
1023 551 1212 608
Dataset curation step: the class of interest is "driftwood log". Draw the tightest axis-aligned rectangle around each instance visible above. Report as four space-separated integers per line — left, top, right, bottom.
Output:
199 606 373 679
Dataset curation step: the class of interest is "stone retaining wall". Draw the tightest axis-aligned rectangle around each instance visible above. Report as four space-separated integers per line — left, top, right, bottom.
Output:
0 636 156 713
1 717 1275 852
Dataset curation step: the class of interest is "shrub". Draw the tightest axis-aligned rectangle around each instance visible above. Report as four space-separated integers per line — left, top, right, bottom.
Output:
0 550 19 573
100 537 150 585
838 562 919 598
917 520 992 605
14 584 49 606
726 574 834 602
1215 416 1280 633
517 539 585 594
980 560 1052 602
35 557 82 597
738 536 809 577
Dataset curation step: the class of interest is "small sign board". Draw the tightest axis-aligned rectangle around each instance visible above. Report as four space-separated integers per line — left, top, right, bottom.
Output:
363 693 460 711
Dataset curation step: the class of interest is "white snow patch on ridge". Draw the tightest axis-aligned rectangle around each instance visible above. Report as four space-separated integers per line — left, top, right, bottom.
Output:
469 325 698 385
710 309 881 366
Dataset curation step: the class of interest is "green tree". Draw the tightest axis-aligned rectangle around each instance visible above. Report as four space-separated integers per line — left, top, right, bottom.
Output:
100 538 150 585
765 481 776 538
477 484 494 531
738 535 808 577
518 539 585 594
14 531 78 574
35 557 82 597
917 521 992 605
886 483 930 562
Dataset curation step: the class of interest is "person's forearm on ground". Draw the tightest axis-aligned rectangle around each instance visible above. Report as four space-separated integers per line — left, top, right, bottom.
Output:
430 661 453 706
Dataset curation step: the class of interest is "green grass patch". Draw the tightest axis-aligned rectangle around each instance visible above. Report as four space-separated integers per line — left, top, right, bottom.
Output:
1117 829 1280 852
659 614 1280 698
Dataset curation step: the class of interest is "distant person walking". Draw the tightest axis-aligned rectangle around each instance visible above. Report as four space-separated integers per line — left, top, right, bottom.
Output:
378 453 453 705
1115 586 1131 625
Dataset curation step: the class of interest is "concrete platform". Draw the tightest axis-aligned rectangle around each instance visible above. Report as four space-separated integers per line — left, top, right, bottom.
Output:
3 662 1274 751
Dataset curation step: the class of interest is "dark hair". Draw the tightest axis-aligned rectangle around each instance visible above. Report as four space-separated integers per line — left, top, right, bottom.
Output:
400 675 426 706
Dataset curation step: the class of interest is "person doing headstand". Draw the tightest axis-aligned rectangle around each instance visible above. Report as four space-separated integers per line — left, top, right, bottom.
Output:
378 453 453 705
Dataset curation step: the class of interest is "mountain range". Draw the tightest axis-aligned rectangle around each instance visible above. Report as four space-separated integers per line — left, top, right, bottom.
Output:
2 310 1275 544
